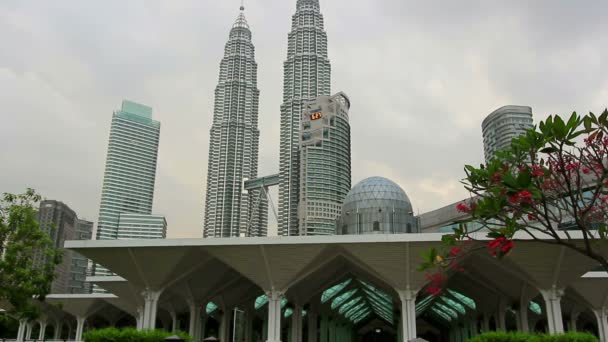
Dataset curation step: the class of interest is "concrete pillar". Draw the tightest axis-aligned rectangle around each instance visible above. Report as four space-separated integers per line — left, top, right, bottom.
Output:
398 289 418 341
245 310 254 342
540 286 565 334
470 319 478 337
482 313 490 332
496 300 507 331
54 321 63 340
67 323 73 340
266 290 283 342
263 317 268 342
17 319 27 342
219 309 230 342
291 305 302 342
38 321 48 340
200 314 208 342
136 307 144 331
75 316 86 342
328 320 335 342
26 322 33 340
568 311 581 332
516 308 529 332
307 310 317 342
170 311 178 333
189 301 201 339
141 289 162 330
593 308 608 342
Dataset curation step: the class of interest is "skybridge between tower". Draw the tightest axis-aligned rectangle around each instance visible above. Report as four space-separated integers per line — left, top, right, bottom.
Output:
244 174 279 236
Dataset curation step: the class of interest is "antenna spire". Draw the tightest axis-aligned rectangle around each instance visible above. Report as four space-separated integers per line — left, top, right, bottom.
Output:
240 0 244 11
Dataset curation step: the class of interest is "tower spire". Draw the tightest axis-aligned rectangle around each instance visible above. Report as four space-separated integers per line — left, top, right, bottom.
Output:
240 0 244 11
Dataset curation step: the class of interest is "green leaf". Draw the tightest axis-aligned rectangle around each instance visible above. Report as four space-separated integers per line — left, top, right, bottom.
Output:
540 146 559 154
517 171 532 188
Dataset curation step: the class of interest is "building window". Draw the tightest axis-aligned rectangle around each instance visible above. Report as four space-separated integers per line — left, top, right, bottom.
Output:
342 225 348 235
373 221 380 232
406 223 412 233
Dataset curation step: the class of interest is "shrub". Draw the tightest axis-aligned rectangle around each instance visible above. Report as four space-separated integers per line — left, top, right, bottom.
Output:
469 331 598 342
83 327 191 342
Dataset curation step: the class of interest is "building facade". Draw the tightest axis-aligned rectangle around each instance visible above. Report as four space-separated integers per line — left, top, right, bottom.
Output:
36 200 77 294
69 219 93 294
278 0 332 236
116 213 167 239
298 92 351 235
482 105 534 163
203 7 264 238
94 100 162 280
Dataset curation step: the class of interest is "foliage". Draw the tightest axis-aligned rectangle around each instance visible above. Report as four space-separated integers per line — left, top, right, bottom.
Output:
419 110 608 294
469 331 598 342
0 189 62 318
83 328 192 342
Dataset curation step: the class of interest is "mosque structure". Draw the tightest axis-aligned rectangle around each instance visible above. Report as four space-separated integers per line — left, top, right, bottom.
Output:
2 1 607 342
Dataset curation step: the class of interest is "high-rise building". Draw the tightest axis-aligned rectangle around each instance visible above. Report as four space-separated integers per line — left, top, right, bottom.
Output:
278 0 332 236
94 100 163 280
203 6 264 238
36 200 76 294
482 105 534 163
116 213 166 239
69 219 93 294
96 100 161 241
298 92 351 235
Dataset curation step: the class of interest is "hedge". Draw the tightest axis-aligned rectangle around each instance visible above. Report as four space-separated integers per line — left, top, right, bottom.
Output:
469 331 598 342
83 328 192 342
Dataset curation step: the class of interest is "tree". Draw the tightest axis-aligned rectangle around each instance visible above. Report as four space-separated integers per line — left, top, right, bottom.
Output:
420 110 608 294
0 189 62 318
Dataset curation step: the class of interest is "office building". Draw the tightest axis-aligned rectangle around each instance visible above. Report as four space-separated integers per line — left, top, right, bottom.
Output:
298 92 351 235
116 213 166 239
279 0 332 236
203 6 264 238
36 200 77 294
69 219 93 294
482 105 534 163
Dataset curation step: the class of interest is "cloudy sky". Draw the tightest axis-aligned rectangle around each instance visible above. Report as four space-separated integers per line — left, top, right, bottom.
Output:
1 0 606 238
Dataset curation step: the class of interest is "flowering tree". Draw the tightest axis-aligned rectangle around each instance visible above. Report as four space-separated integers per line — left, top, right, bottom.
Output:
0 189 62 318
419 110 608 295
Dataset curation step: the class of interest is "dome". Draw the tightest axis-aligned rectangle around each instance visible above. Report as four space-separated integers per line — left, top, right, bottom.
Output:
343 177 413 213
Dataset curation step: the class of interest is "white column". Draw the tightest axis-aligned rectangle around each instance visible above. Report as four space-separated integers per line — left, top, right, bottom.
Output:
141 289 162 330
136 306 144 331
26 322 33 340
54 321 63 340
170 311 178 333
291 305 302 342
75 316 86 342
17 319 27 342
593 308 608 342
266 290 284 342
307 310 318 342
38 321 48 340
245 311 254 342
568 310 581 332
496 299 507 331
219 309 230 342
540 287 565 334
398 289 418 341
517 307 529 332
469 320 478 337
189 301 201 339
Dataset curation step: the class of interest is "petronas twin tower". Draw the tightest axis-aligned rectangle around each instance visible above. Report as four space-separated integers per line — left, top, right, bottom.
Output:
204 0 335 237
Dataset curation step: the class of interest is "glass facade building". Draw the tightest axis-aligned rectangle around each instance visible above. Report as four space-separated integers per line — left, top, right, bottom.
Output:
69 219 93 294
279 0 332 236
203 8 265 238
116 213 167 239
298 92 351 235
482 105 534 164
94 100 162 281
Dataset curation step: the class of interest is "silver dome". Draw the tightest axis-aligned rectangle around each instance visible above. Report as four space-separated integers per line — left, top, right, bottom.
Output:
338 177 418 235
343 177 413 213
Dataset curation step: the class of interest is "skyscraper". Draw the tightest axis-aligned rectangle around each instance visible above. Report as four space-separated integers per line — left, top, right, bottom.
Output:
94 100 163 280
69 219 93 294
482 105 534 163
203 6 263 238
96 100 161 241
36 200 76 294
298 92 351 235
278 0 332 236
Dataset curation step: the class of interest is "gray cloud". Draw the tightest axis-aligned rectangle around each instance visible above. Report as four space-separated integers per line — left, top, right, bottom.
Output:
1 0 606 237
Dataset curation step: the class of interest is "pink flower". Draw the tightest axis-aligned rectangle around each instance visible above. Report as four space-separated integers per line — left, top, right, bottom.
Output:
527 214 537 221
508 194 520 204
449 247 462 257
426 286 443 296
582 167 591 174
456 202 471 213
518 190 532 199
